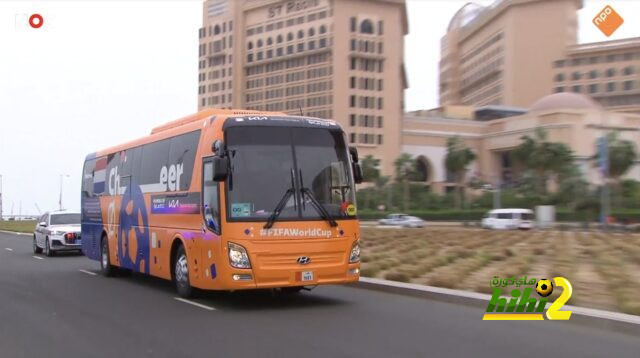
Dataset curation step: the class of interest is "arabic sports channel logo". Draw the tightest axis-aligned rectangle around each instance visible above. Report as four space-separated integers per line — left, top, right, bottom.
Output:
482 276 572 321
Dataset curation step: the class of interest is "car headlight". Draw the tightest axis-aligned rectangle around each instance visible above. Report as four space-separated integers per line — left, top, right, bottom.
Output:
228 242 251 269
51 231 65 236
349 240 360 263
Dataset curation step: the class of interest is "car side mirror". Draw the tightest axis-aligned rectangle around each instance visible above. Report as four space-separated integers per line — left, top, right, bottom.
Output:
349 146 359 163
39 221 47 227
212 156 229 182
352 163 363 184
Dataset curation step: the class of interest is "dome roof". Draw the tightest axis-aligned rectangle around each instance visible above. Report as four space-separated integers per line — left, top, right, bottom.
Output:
530 92 602 112
448 3 486 31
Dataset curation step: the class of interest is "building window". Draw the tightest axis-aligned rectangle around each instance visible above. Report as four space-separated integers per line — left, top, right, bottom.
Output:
360 19 374 34
572 85 582 93
298 30 304 39
624 80 634 91
377 79 383 91
267 49 273 59
350 17 356 32
623 66 635 76
554 86 564 93
350 76 356 89
319 38 327 48
350 133 356 143
377 116 383 128
378 20 383 35
350 114 356 126
377 135 383 145
277 34 283 43
606 68 616 77
589 70 598 79
553 60 565 68
267 37 273 46
247 41 253 50
257 39 263 48
351 58 356 70
277 47 283 57
377 97 383 109
287 45 293 54
320 25 327 34
607 82 615 92
350 39 356 51
572 71 581 80
554 73 564 82
214 25 220 35
287 32 293 41
308 40 315 50
349 95 356 107
297 43 304 52
247 54 253 62
589 83 598 93
309 28 315 37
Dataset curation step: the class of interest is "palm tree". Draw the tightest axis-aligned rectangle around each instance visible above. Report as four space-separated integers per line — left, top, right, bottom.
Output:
601 132 638 208
513 127 573 195
394 153 418 212
359 155 381 210
445 136 476 209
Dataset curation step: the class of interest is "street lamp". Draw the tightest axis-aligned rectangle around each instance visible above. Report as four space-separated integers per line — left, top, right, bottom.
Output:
59 174 70 211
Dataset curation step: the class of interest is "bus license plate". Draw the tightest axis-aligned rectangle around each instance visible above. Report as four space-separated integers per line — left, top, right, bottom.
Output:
302 271 313 281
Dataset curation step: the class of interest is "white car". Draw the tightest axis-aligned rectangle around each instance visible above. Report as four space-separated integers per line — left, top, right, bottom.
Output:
378 214 426 228
482 208 534 230
33 211 82 256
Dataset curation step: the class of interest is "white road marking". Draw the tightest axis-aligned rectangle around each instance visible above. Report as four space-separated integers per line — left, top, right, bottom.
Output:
79 269 97 276
4 248 13 251
32 256 44 260
174 297 216 311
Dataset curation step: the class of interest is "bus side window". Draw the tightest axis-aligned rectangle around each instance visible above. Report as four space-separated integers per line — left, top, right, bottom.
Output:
203 161 220 233
82 158 96 198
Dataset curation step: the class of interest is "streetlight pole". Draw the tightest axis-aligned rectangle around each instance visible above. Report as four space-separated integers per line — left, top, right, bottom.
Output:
59 174 70 211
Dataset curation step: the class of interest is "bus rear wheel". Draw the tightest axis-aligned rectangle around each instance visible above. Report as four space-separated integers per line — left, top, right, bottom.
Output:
100 236 115 277
173 245 193 298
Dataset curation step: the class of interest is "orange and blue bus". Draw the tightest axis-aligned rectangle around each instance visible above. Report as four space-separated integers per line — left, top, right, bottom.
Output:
81 109 363 297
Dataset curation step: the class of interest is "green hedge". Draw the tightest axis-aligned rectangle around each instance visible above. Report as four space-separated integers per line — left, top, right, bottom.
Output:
358 209 640 222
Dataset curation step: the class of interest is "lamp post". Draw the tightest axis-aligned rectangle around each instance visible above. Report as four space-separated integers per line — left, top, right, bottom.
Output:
59 174 70 210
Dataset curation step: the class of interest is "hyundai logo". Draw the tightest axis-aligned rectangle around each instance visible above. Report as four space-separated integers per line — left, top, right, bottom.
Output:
297 256 311 265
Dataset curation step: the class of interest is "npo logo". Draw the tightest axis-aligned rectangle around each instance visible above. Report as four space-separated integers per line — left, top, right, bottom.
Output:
593 5 624 37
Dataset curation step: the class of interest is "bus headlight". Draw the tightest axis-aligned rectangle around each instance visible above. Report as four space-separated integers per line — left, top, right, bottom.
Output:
349 240 360 263
228 242 251 269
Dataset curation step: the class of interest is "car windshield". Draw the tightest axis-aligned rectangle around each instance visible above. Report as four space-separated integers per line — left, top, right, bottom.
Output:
50 213 80 225
225 126 356 221
522 213 534 220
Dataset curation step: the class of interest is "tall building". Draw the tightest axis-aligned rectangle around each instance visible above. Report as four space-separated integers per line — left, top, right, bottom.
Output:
197 0 408 176
551 37 640 114
439 0 581 108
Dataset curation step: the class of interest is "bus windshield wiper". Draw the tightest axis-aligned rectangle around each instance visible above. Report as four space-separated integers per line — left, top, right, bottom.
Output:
301 187 338 227
263 188 295 229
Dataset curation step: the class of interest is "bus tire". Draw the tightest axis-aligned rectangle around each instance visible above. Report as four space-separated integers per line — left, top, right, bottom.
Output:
173 245 193 298
100 235 115 277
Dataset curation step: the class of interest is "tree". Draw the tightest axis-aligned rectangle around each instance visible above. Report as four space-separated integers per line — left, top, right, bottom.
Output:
601 132 637 208
445 136 476 209
360 155 381 182
394 153 418 212
512 127 574 195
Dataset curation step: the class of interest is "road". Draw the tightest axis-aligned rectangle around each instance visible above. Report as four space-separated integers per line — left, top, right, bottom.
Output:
1 231 639 358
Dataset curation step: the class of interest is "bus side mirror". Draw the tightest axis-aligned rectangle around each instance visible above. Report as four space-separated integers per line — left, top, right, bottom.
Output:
352 163 363 184
212 156 229 182
349 146 359 163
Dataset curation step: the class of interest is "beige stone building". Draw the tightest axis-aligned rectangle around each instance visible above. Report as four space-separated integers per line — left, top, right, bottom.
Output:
404 93 640 194
197 0 408 176
552 37 640 114
439 0 640 114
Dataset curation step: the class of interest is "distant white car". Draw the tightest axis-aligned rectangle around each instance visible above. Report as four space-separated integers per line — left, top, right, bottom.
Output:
33 211 82 256
482 208 534 230
378 214 426 228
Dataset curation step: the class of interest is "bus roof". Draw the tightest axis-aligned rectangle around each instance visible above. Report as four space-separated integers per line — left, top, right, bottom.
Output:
150 108 285 135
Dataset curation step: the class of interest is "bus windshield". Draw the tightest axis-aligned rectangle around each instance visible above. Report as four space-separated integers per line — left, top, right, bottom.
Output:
225 126 356 221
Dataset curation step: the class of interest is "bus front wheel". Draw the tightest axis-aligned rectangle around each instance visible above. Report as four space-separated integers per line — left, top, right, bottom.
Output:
173 245 193 298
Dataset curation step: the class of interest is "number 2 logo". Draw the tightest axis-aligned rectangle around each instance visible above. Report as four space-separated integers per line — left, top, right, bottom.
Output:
546 277 573 320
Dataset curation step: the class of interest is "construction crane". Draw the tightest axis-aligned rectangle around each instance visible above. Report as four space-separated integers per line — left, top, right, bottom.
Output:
34 203 42 215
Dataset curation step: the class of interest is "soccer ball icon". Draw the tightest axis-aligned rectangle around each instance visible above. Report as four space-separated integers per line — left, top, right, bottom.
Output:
536 279 554 297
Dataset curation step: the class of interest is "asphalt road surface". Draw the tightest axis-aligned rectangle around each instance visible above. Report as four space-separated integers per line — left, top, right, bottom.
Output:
1 231 639 358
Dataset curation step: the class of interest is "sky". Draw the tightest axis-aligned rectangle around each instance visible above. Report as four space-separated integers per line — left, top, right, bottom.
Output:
0 0 638 215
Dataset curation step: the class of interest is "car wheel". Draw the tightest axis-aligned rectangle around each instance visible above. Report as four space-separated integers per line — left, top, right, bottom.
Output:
45 238 55 257
173 245 193 298
100 236 115 277
33 236 42 254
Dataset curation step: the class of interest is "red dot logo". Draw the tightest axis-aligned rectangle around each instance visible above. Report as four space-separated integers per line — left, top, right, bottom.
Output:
29 14 44 29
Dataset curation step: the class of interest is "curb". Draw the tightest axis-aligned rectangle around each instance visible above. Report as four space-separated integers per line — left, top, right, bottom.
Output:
0 230 31 236
352 277 640 335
